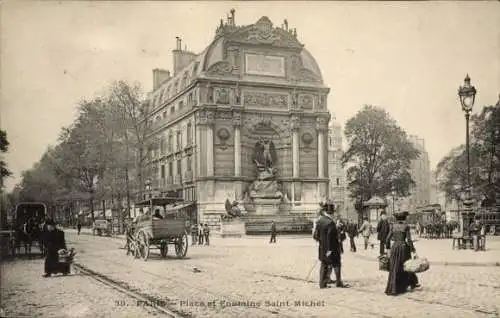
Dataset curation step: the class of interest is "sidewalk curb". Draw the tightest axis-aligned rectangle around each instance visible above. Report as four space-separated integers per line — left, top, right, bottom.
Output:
350 252 500 267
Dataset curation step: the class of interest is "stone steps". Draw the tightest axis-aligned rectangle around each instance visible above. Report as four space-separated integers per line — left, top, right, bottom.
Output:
242 214 313 234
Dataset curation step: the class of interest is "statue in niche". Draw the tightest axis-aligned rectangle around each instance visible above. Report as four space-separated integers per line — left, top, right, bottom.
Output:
231 84 241 105
207 83 214 103
247 137 283 200
253 137 277 178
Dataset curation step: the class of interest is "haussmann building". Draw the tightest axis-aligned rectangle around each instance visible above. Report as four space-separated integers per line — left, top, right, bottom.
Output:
144 11 332 233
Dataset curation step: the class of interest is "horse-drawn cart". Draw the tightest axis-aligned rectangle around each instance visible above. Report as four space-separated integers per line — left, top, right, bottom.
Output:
126 197 190 261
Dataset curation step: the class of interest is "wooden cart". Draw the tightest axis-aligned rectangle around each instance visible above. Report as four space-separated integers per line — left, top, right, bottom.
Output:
127 197 190 261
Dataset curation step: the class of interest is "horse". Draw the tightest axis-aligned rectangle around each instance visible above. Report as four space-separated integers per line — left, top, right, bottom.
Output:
14 218 42 257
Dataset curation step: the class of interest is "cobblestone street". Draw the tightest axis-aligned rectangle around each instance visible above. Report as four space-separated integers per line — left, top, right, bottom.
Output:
4 230 492 318
1 256 160 318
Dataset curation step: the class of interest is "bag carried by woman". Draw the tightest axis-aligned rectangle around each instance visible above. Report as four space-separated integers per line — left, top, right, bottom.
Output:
378 254 390 271
404 254 430 273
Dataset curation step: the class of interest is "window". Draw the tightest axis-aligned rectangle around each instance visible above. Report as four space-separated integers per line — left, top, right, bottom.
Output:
187 156 192 171
174 82 179 94
170 106 175 115
161 165 165 179
188 93 193 105
168 162 173 177
186 122 192 145
156 115 161 122
336 178 340 186
162 111 167 118
177 159 182 175
178 101 184 110
160 137 165 154
168 134 173 152
177 131 182 150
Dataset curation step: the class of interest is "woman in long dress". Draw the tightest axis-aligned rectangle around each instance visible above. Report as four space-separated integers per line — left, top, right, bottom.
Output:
385 211 420 296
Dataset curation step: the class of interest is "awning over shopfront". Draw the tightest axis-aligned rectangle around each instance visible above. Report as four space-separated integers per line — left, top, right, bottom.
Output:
135 197 184 207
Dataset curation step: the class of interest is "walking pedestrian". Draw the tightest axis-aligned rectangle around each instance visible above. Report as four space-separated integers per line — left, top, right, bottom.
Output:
269 221 277 243
314 203 348 289
334 213 346 254
41 219 66 277
190 223 198 245
346 220 358 252
385 211 420 296
203 224 210 246
377 212 391 255
76 220 82 235
198 224 204 245
470 219 482 251
313 204 334 285
358 217 373 250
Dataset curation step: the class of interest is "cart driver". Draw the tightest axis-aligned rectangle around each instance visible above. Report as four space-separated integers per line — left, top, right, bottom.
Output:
153 209 164 219
133 209 144 223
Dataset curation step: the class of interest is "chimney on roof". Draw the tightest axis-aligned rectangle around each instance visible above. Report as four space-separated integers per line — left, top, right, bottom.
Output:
230 8 235 26
152 68 171 90
172 37 196 75
176 36 182 50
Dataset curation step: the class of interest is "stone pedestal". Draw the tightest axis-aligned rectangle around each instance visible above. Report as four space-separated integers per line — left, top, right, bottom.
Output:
253 199 281 215
219 218 246 238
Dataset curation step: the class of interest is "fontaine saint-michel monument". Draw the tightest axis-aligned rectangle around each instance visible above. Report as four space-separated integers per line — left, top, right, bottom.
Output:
144 10 331 233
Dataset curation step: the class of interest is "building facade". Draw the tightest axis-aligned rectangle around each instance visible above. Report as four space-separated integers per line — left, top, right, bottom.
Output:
399 135 431 214
144 12 331 229
327 121 346 216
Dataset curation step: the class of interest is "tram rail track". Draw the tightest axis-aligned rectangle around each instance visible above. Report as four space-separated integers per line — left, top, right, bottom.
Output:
73 262 191 318
69 234 499 318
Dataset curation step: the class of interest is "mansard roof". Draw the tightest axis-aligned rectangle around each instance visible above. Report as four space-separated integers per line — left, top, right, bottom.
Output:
149 15 325 108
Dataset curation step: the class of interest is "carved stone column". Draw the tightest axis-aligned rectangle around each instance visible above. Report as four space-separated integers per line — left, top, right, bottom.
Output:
291 115 300 178
195 110 215 177
232 111 242 176
316 117 328 178
206 110 215 177
195 111 204 176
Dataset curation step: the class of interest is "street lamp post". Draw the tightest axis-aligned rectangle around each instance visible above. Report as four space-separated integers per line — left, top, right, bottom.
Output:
391 187 396 217
145 179 152 200
458 74 477 237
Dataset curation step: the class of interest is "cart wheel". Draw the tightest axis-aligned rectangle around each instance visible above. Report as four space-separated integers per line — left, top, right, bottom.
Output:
160 242 168 258
175 231 188 258
136 230 150 261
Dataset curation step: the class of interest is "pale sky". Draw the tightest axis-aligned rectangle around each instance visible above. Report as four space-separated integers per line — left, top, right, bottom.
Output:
1 1 499 191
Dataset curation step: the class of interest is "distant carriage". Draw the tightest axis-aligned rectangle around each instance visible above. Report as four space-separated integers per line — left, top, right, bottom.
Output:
126 197 195 261
12 202 47 256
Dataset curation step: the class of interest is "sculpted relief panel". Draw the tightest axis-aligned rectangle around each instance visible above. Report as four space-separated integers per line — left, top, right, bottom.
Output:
243 91 288 109
214 87 230 104
299 94 314 110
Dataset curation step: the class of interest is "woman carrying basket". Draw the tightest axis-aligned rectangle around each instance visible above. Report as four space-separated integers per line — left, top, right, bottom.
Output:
384 211 420 296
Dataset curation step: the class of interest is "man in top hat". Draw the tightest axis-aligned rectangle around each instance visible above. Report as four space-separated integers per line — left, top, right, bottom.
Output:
376 211 391 256
42 218 66 277
314 202 348 289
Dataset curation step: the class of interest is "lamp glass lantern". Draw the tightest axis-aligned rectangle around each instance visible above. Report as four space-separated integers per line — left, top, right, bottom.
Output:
145 179 152 192
458 74 477 113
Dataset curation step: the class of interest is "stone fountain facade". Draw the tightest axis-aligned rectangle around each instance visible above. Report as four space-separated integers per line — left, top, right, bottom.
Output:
144 11 332 234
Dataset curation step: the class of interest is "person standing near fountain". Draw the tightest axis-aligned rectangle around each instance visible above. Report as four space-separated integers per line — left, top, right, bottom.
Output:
269 221 277 243
315 204 349 289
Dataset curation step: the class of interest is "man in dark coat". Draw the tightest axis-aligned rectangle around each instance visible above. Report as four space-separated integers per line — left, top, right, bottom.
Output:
346 220 358 252
377 212 391 255
42 219 66 277
269 221 277 243
314 203 348 289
